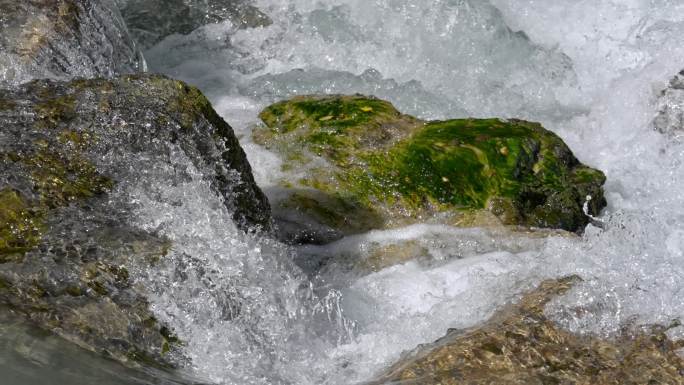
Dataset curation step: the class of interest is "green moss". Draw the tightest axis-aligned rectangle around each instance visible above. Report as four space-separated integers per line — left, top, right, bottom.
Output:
34 94 77 127
572 166 606 185
160 325 180 355
257 95 420 165
0 98 16 111
260 95 403 134
64 285 84 297
256 96 607 233
487 197 522 225
21 148 113 208
358 119 571 210
170 81 215 129
57 129 94 148
0 188 44 260
0 125 112 260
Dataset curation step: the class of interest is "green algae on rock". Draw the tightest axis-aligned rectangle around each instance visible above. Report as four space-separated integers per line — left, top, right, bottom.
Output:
255 95 607 236
371 276 684 385
0 74 270 367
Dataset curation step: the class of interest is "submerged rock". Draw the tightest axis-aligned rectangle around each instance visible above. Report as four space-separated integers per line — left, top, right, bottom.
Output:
118 0 272 49
0 0 144 87
254 95 606 239
0 74 270 366
655 70 684 136
371 276 684 384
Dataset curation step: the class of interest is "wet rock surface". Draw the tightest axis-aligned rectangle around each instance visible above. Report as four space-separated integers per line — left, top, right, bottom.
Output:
655 70 684 136
0 0 144 87
0 74 270 366
118 0 272 49
371 276 684 385
0 311 202 385
254 95 607 240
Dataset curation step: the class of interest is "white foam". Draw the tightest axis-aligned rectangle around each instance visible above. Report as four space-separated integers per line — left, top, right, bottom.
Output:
135 1 684 383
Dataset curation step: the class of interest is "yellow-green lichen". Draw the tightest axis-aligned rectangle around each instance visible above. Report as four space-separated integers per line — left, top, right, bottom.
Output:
21 148 113 208
0 129 112 259
0 188 45 260
57 129 95 149
34 94 77 127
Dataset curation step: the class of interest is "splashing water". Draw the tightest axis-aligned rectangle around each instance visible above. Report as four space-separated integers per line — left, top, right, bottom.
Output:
125 0 684 383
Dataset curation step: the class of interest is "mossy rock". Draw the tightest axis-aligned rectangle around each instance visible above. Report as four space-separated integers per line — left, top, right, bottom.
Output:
0 74 270 368
255 95 606 235
0 188 44 261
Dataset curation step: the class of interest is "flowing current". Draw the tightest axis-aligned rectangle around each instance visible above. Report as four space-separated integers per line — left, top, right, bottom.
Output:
9 1 683 384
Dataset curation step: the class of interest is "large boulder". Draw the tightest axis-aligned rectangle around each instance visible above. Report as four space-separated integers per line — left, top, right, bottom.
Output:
0 74 270 366
0 0 145 87
371 277 684 384
118 0 272 49
254 95 606 241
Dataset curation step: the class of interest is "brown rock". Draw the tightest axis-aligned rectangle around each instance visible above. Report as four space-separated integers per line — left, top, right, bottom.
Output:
372 276 684 384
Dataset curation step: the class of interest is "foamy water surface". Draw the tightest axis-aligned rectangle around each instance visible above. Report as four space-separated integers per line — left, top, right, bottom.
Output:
118 1 684 383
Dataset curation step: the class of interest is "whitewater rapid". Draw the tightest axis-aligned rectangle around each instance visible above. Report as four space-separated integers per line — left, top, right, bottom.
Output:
128 0 684 383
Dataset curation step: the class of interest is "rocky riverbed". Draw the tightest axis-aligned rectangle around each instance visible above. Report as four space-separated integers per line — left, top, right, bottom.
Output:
1 1 684 384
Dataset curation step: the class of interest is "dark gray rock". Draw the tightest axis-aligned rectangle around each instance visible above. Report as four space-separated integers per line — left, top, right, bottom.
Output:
654 70 684 136
0 74 271 366
0 310 201 385
0 0 145 87
118 0 272 49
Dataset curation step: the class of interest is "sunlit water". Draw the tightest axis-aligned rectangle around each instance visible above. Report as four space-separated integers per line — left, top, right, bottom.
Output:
9 1 684 384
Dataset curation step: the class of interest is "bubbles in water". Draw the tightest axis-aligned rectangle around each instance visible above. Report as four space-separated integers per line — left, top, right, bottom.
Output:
146 0 577 121
112 145 361 384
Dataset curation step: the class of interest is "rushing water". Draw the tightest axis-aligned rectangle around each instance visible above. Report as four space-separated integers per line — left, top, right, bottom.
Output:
7 0 684 384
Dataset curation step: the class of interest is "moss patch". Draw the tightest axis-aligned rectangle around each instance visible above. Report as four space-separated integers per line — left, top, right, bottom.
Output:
257 95 420 165
0 188 45 260
165 80 217 129
255 95 607 233
34 94 77 128
21 148 113 208
1 129 112 259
